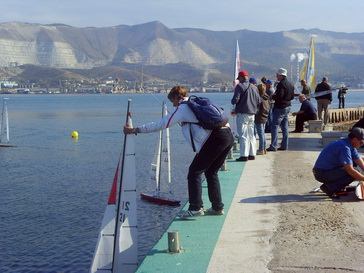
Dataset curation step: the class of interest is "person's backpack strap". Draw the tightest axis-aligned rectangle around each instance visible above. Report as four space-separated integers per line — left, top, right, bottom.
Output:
238 83 251 94
188 124 197 152
236 83 251 104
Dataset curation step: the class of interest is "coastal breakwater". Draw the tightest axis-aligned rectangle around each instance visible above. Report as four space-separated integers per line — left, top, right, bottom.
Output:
289 107 363 127
328 107 364 123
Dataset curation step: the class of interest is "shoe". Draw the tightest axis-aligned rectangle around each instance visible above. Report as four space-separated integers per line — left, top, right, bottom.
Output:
205 207 224 215
290 130 302 133
319 184 339 198
266 147 276 152
264 149 267 154
178 208 205 218
248 155 255 160
277 147 287 151
256 150 264 155
236 156 248 161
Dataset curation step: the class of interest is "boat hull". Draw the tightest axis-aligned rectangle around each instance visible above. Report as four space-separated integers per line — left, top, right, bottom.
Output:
140 192 181 206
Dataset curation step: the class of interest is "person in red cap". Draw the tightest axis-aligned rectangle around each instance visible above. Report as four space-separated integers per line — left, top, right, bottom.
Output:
231 70 261 161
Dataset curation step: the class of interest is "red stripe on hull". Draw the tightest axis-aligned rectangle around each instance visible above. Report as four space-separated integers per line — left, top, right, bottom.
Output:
140 192 181 207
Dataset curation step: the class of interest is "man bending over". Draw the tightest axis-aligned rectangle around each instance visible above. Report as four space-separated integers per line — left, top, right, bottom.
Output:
313 127 364 197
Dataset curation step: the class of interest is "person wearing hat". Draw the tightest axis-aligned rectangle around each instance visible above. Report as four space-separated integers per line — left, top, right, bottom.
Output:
338 84 348 109
313 127 364 198
314 76 332 125
249 77 257 85
266 67 295 151
264 79 275 133
231 70 261 161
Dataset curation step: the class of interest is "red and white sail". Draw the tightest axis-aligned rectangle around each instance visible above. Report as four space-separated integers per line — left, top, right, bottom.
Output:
91 99 138 273
90 163 119 272
113 108 138 273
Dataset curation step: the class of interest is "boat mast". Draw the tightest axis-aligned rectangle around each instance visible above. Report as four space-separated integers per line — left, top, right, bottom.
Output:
164 103 172 188
157 102 164 193
111 100 131 272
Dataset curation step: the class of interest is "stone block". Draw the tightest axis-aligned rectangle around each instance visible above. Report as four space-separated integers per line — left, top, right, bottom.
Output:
321 131 348 146
308 120 323 133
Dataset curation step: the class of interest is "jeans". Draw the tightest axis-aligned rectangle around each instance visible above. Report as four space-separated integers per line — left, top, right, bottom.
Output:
255 122 266 151
269 106 290 150
265 104 273 133
313 167 354 193
236 113 256 157
187 128 234 211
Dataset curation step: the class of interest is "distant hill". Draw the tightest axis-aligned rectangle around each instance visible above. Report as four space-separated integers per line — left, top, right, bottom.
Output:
1 21 364 84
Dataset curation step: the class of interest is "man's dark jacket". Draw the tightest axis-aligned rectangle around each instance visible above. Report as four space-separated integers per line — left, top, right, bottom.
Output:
272 77 294 109
315 81 332 101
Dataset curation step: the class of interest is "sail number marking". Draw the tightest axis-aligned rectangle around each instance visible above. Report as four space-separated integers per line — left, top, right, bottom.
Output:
119 201 130 223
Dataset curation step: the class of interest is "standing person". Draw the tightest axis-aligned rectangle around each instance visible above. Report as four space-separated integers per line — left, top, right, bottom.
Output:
291 94 318 133
124 86 234 217
338 84 348 109
231 70 261 161
265 79 275 98
249 77 257 86
264 79 275 133
315 77 332 125
267 68 295 151
313 127 364 197
255 83 270 155
300 79 311 99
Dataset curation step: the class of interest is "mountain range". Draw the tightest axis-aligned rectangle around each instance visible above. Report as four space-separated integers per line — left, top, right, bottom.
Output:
0 21 364 85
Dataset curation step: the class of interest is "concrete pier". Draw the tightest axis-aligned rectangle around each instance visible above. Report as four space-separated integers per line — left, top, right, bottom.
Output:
136 131 364 273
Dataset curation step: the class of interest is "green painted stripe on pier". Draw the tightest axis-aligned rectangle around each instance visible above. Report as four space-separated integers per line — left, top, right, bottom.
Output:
136 156 245 273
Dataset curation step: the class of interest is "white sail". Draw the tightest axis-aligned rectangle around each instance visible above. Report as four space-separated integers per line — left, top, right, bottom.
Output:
159 102 171 193
231 41 241 138
151 129 162 192
0 98 9 143
90 161 119 273
113 104 138 273
150 102 172 195
91 100 138 273
234 40 241 81
90 204 116 272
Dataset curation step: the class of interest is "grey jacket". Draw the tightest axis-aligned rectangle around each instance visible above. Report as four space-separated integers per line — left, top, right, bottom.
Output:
231 82 261 114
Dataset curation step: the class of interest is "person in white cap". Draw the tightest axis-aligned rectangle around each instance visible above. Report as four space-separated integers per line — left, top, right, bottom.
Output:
267 68 295 151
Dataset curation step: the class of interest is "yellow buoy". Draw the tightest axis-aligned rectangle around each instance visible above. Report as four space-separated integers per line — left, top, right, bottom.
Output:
71 130 79 139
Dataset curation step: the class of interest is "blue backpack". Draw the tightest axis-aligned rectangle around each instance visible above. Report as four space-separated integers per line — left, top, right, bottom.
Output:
183 95 228 130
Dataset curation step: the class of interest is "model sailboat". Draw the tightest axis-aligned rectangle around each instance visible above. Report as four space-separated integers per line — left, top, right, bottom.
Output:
90 99 138 273
0 98 14 147
140 102 180 206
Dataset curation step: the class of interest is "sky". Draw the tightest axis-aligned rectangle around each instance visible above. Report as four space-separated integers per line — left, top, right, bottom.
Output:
1 0 363 33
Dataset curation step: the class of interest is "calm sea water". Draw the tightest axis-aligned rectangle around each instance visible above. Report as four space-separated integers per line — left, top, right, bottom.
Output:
0 90 363 273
